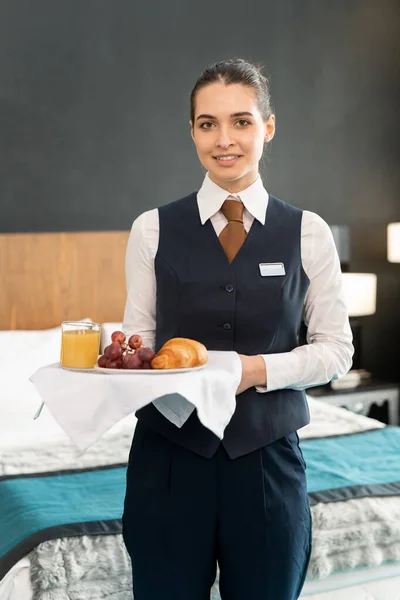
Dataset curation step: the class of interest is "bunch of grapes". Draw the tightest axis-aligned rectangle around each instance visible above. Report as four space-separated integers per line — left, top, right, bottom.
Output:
98 331 156 370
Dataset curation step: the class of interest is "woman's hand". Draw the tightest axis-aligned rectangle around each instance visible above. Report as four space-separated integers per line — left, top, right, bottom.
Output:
236 354 267 395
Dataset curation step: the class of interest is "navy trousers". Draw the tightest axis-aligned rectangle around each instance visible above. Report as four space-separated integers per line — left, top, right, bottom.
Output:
122 421 312 600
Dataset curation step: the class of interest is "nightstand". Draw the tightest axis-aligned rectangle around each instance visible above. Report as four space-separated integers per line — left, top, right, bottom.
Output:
307 379 400 426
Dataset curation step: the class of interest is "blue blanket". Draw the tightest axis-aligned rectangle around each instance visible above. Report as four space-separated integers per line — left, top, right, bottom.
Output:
301 427 400 505
0 464 126 579
1 428 400 579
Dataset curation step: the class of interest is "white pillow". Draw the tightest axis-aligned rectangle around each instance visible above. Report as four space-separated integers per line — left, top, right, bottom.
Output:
0 319 93 417
0 326 61 359
0 318 93 360
0 343 61 418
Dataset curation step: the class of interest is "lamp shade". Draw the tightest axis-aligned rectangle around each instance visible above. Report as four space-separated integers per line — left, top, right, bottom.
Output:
388 223 400 263
342 273 377 317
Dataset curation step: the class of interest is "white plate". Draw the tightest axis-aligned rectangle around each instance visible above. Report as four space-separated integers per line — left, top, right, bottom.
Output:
94 364 207 375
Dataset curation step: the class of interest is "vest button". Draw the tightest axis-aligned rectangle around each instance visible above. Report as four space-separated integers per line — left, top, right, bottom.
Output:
225 284 234 293
223 322 232 330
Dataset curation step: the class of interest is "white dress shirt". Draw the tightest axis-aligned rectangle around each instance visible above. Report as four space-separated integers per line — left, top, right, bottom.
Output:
122 172 354 393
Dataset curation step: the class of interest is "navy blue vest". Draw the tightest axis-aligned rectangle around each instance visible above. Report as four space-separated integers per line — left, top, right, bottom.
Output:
136 192 311 458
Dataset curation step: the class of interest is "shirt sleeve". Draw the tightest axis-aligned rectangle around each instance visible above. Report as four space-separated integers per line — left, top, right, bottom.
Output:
122 209 158 350
255 211 354 393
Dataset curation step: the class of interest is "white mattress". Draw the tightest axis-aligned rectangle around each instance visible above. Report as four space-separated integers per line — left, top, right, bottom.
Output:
301 563 400 597
0 560 31 600
303 575 400 599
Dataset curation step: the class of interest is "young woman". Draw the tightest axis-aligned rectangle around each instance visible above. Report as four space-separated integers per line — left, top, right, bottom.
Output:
121 58 353 600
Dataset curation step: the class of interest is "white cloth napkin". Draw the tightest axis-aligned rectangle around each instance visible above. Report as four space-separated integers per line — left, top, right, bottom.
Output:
29 350 242 451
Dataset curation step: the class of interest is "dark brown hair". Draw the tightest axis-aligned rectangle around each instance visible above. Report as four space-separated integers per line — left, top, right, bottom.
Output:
190 58 273 125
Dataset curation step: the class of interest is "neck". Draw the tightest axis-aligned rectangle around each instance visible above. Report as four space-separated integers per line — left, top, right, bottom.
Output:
208 170 259 194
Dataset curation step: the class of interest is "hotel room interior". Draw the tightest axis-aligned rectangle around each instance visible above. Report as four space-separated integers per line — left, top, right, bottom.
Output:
1 1 399 599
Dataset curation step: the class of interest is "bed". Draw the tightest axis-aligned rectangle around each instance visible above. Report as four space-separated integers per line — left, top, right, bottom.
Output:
1 232 400 600
1 370 400 600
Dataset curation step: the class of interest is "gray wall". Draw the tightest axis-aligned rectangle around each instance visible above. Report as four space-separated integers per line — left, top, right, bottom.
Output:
1 0 399 381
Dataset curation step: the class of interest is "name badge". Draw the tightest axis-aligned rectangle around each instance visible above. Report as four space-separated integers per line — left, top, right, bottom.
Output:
259 262 286 277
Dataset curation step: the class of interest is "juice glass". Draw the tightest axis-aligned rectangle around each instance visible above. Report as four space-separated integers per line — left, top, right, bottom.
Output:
60 321 101 369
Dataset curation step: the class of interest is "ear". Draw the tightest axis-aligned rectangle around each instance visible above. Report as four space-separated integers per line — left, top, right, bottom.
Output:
264 114 275 143
190 120 195 143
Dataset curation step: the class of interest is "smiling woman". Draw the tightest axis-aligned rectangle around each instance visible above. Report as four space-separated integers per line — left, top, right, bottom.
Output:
121 57 353 600
189 77 275 191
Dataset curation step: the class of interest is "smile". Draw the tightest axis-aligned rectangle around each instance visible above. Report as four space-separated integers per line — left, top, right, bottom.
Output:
214 156 242 165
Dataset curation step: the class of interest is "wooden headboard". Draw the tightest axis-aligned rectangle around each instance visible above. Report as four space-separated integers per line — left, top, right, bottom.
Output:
0 231 130 330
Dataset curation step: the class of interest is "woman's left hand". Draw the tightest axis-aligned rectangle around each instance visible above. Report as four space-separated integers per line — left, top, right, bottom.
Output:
236 354 267 395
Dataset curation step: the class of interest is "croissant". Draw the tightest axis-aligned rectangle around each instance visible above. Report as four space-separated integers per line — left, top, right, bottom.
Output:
151 337 208 370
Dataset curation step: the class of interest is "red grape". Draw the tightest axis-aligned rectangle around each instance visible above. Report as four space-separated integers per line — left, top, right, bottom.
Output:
141 361 152 370
123 353 143 369
98 355 108 368
138 347 156 363
128 334 142 349
121 353 132 369
106 358 122 369
104 342 122 360
111 331 126 344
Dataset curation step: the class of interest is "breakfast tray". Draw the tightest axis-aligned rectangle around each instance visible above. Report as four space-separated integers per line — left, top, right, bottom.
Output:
29 350 242 451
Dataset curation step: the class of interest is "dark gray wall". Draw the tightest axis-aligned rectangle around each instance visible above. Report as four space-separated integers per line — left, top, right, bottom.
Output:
1 0 399 381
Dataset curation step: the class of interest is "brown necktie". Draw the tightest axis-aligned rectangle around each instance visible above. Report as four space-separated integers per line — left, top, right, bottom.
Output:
218 198 247 263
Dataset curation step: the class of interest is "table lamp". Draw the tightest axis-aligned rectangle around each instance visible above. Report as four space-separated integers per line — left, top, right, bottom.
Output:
342 273 377 376
388 223 400 263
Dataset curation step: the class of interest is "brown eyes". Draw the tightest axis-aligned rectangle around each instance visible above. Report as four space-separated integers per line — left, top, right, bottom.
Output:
199 119 251 130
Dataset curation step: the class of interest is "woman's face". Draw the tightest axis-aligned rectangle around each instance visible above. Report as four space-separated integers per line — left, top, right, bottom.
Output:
190 82 275 193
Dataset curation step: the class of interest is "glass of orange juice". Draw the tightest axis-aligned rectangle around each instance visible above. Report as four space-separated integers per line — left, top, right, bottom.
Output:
60 321 101 369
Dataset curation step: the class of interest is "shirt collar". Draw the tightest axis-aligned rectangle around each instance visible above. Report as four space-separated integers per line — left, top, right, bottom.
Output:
197 171 268 225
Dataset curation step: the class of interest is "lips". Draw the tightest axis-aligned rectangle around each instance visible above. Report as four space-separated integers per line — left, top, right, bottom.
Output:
214 155 242 159
213 155 242 165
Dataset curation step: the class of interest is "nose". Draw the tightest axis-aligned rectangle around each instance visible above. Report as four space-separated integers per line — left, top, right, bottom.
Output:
216 125 235 148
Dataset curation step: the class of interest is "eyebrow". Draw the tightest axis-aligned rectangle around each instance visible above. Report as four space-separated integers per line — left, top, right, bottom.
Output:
195 111 254 122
